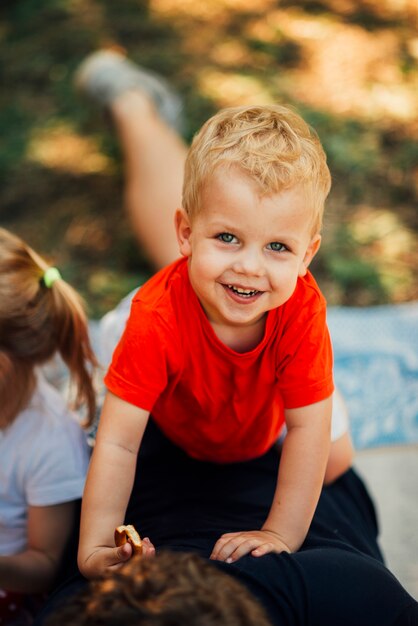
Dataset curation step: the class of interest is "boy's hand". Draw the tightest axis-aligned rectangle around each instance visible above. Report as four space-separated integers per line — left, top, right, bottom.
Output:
78 537 156 578
210 530 291 563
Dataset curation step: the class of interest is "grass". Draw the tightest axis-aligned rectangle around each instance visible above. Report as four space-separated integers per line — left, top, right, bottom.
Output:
1 0 417 317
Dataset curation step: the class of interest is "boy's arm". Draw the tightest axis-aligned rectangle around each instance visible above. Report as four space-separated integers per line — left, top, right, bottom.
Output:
0 501 76 593
211 396 332 561
78 391 150 579
261 396 332 551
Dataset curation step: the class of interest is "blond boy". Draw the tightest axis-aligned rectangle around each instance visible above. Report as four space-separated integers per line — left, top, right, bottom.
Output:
78 105 353 577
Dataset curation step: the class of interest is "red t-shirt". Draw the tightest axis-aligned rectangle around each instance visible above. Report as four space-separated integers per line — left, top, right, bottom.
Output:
105 257 334 463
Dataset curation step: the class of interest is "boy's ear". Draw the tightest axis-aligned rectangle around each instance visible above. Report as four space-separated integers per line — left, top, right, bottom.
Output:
175 208 192 257
299 234 321 277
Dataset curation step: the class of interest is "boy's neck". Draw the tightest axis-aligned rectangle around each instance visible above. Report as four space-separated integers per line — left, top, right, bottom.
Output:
210 315 267 353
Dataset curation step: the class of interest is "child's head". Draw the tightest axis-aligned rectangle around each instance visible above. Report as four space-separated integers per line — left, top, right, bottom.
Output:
176 105 329 345
0 228 96 427
182 104 331 235
45 551 272 626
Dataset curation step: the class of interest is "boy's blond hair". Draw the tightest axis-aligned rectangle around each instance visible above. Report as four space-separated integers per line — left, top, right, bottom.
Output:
183 104 331 234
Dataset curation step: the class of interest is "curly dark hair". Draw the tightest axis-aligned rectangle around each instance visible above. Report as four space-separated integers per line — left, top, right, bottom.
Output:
45 551 272 626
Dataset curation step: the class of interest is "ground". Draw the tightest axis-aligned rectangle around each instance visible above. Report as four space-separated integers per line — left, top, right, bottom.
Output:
1 0 417 317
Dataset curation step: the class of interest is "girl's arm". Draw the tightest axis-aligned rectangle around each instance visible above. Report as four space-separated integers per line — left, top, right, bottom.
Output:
78 391 150 579
0 501 76 593
211 396 332 561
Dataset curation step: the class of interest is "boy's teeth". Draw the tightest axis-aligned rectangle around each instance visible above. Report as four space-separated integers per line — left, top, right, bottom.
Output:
227 285 258 297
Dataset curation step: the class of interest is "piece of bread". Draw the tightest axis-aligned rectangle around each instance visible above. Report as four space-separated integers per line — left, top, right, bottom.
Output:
114 524 143 555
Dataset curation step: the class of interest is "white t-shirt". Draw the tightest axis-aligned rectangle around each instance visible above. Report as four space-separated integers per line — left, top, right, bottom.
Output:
0 373 89 556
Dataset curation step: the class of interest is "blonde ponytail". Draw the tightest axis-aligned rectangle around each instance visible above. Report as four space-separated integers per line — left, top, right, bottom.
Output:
0 351 35 428
0 228 97 427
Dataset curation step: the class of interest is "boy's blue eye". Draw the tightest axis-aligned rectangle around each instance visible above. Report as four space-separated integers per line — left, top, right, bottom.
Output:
217 233 236 243
268 242 287 252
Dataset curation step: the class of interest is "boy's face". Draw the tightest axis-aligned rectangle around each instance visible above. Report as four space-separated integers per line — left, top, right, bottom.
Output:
176 168 321 339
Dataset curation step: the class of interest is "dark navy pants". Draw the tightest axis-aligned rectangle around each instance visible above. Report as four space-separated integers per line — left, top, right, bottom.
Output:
36 419 418 626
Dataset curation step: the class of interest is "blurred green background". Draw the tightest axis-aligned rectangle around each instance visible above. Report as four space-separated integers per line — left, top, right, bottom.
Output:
1 0 417 317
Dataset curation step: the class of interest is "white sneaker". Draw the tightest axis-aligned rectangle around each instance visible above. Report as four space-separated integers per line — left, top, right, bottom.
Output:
74 49 183 132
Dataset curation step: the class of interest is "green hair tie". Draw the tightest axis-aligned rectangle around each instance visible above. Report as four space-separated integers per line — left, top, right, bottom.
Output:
43 267 61 288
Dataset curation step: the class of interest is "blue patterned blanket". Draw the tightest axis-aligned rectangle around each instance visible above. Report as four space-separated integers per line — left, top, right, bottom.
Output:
328 301 418 450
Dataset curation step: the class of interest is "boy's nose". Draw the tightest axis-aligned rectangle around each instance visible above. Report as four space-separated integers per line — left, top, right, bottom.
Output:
232 247 266 277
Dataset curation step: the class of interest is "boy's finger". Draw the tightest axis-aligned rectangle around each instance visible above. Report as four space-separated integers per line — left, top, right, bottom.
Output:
210 537 233 560
210 532 243 558
251 543 275 557
114 541 132 564
211 536 249 562
227 538 268 563
142 537 156 558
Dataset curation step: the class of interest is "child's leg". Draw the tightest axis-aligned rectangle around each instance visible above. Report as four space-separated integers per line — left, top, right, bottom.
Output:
324 431 354 484
75 51 187 269
111 93 186 268
325 388 354 484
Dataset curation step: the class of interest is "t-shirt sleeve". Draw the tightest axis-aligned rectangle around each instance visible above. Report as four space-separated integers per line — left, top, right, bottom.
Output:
26 415 89 507
276 285 334 409
104 300 174 411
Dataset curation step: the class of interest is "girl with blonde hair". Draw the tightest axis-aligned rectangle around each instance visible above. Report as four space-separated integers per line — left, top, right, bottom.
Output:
0 227 96 623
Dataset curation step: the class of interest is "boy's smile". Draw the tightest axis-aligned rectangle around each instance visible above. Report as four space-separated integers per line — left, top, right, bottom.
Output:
176 168 321 350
